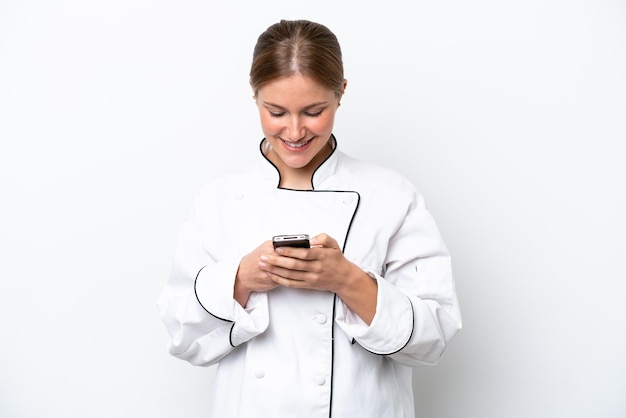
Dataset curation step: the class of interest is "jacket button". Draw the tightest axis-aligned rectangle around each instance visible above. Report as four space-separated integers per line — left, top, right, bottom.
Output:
313 314 327 325
254 370 265 379
342 195 353 204
313 375 326 386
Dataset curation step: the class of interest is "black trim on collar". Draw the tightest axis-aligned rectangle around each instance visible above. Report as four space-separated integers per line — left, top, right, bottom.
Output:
259 134 338 190
310 134 337 190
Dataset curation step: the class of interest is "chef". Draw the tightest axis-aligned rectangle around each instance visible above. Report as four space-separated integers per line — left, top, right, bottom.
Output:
158 19 462 418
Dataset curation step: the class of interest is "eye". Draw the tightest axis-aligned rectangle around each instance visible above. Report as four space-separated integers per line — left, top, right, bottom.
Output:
269 111 285 117
304 110 323 117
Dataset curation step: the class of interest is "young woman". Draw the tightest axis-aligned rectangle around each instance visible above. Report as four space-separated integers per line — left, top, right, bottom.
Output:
158 19 462 418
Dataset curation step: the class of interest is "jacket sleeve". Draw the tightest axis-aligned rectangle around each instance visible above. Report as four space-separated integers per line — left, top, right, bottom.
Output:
157 193 269 367
335 191 462 367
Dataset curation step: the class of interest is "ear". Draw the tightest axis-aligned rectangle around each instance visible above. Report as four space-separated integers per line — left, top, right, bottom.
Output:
337 79 348 106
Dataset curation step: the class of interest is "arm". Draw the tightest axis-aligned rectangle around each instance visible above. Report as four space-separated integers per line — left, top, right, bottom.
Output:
336 196 462 367
157 194 270 367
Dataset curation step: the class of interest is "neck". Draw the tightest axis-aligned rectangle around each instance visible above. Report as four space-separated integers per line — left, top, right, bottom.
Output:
265 139 333 190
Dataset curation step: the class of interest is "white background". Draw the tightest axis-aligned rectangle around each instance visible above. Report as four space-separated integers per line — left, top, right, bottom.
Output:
1 1 624 417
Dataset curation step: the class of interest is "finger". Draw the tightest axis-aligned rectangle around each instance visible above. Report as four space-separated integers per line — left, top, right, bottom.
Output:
282 280 309 289
262 255 314 275
269 273 308 288
274 246 315 260
259 256 289 276
310 233 339 249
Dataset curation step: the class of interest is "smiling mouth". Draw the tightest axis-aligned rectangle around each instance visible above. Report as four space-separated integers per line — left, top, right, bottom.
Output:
281 137 314 149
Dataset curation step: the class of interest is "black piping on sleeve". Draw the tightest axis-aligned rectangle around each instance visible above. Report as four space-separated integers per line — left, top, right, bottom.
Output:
194 265 233 324
352 295 415 356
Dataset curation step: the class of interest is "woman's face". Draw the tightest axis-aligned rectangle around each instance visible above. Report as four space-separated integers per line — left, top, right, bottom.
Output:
255 74 344 178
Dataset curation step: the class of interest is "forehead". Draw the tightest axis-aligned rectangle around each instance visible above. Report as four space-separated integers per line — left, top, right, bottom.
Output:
257 74 335 106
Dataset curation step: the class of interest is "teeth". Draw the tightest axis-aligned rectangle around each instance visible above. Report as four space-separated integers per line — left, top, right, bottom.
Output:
284 139 311 148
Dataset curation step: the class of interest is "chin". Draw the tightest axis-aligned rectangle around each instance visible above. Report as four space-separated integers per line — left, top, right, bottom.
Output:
283 158 312 169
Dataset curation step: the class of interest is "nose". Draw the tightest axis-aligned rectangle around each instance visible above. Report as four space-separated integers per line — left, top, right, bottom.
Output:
284 115 306 141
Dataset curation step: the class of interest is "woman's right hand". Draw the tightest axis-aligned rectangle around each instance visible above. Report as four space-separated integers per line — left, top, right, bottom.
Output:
234 240 279 307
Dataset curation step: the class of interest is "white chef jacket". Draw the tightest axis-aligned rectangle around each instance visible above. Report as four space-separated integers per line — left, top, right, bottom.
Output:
158 137 462 418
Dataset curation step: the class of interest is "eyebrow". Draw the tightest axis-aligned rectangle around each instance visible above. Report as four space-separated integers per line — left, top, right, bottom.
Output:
262 101 329 110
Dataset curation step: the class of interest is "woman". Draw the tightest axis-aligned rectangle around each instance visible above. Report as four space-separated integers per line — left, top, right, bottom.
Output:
158 19 462 418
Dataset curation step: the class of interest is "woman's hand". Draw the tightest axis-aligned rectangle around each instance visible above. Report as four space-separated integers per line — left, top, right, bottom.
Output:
258 233 378 324
234 240 280 307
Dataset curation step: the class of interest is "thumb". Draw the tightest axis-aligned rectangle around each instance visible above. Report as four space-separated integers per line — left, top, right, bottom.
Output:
310 233 339 249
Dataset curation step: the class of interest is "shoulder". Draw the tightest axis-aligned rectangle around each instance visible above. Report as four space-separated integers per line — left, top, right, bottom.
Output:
198 164 257 194
337 152 424 205
194 161 259 200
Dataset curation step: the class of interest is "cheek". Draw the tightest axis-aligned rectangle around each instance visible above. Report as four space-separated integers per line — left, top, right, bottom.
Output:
259 114 280 134
314 114 335 133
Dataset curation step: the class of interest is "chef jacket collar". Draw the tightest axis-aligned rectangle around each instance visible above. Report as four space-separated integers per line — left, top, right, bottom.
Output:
258 134 339 190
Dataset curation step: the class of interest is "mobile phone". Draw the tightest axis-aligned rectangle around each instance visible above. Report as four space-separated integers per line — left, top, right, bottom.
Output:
272 234 310 249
